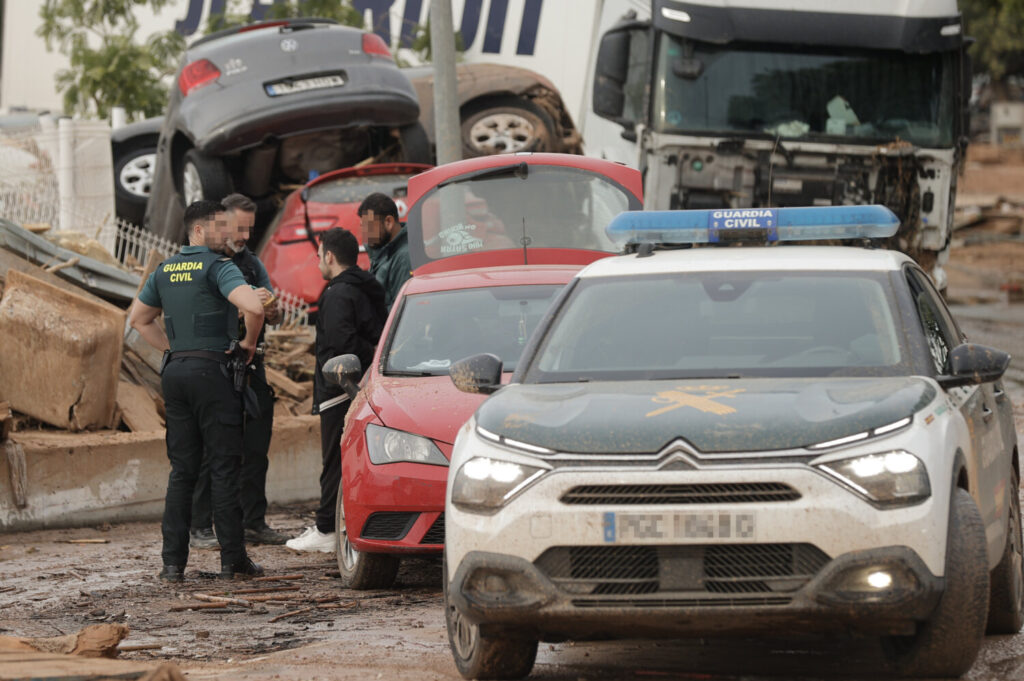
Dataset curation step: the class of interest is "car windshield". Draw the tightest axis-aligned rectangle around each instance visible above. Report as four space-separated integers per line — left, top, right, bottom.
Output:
407 166 639 266
527 271 911 382
307 174 412 204
384 284 563 376
654 35 956 148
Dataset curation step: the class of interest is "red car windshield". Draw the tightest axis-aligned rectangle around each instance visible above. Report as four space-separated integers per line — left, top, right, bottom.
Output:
406 166 640 269
382 284 563 376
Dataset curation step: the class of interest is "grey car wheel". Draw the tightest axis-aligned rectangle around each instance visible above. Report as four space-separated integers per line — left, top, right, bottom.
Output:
335 488 400 590
119 152 155 198
180 149 232 206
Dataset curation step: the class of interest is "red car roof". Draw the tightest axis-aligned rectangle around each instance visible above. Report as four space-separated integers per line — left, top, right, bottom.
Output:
406 153 642 207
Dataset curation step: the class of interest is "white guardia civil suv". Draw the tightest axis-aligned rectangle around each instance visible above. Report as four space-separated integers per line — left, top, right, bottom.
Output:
441 206 1021 680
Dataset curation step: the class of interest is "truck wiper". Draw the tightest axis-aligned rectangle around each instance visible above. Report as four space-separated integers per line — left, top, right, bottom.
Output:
437 162 528 189
384 370 440 377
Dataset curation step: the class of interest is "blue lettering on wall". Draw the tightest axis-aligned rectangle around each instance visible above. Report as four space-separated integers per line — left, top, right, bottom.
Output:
353 0 396 44
176 0 206 36
482 0 509 54
459 0 484 51
249 0 285 22
399 0 424 47
516 0 542 56
171 0 542 56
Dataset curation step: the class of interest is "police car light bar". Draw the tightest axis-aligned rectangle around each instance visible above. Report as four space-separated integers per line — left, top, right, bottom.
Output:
606 205 900 246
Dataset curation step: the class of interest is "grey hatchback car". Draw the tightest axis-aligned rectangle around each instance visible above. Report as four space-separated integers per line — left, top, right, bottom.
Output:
143 18 431 242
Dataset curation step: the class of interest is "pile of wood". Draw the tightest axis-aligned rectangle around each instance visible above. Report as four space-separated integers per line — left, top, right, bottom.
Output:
264 327 316 416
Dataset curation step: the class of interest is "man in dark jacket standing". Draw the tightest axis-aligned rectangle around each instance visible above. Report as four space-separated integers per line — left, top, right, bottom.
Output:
190 194 289 549
359 193 410 311
286 228 387 552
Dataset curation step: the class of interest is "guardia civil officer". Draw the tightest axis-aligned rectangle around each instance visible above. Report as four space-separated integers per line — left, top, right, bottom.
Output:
129 200 266 582
190 193 289 548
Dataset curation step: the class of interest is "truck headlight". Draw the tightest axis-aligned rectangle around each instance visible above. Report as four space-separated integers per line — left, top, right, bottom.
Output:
451 457 545 512
816 450 930 507
366 424 448 466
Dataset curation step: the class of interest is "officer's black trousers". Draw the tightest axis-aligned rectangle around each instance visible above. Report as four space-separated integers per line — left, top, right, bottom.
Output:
161 357 247 567
316 400 350 534
191 374 274 531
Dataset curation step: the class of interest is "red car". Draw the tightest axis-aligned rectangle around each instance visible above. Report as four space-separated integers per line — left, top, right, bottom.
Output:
331 154 643 589
257 163 431 311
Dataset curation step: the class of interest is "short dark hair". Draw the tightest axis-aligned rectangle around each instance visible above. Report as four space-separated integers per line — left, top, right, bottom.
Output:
222 193 257 213
183 200 224 231
357 192 399 222
320 228 359 268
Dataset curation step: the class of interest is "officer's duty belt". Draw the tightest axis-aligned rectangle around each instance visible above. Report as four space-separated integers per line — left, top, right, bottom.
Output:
168 350 230 363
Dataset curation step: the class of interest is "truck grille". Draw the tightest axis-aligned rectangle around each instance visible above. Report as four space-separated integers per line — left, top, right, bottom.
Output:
560 483 800 505
360 512 417 540
420 513 445 545
534 543 829 602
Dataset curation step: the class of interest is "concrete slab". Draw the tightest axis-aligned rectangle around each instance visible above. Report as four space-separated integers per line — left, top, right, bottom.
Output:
0 269 124 430
0 416 320 532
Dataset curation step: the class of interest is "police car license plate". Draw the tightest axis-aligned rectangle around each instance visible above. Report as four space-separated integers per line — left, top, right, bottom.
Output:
265 74 345 96
603 511 755 543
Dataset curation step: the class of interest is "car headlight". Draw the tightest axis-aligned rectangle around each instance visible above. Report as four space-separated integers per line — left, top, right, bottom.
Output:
451 457 546 512
816 450 930 507
365 424 448 466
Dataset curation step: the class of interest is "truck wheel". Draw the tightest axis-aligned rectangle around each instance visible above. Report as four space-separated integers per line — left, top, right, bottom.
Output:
987 469 1024 633
444 556 537 680
335 490 400 590
882 488 989 677
460 96 554 157
397 122 433 164
113 138 157 226
181 149 232 205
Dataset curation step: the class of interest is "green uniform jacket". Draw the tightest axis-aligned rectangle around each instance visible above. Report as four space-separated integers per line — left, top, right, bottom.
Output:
367 226 411 311
138 245 248 352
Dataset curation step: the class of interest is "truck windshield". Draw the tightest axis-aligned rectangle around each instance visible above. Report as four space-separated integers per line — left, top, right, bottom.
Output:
654 35 956 148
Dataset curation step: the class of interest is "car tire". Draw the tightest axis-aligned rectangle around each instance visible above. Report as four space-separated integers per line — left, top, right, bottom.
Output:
987 468 1024 634
397 121 433 164
335 489 400 590
460 96 554 158
444 555 537 680
882 487 989 677
181 149 232 206
113 139 158 226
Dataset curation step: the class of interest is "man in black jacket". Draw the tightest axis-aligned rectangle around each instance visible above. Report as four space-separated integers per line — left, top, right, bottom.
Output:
286 228 387 552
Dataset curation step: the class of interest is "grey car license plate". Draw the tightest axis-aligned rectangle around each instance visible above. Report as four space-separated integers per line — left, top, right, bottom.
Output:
603 511 755 543
266 74 345 96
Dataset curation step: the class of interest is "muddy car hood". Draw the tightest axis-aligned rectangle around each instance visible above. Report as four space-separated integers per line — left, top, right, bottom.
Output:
366 374 488 446
475 377 936 454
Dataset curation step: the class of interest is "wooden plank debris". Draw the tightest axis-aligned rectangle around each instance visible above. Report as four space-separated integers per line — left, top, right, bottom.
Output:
116 381 164 432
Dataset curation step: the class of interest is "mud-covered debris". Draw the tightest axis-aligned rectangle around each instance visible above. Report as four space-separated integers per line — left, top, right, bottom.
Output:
0 623 128 658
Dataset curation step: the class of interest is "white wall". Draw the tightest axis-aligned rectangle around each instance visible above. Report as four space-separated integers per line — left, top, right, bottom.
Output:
1 0 605 122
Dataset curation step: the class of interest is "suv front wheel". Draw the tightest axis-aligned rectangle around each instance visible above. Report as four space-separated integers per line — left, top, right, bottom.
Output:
882 487 989 677
444 556 538 680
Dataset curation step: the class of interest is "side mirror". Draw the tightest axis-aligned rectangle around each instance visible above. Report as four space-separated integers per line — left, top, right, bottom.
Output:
449 353 503 395
937 343 1010 388
323 354 362 400
593 29 631 122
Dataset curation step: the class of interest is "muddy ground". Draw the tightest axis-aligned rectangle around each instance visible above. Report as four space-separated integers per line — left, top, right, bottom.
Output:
3 217 1024 680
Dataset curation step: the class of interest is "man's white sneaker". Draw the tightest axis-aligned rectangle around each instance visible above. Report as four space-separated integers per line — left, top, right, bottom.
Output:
285 526 336 553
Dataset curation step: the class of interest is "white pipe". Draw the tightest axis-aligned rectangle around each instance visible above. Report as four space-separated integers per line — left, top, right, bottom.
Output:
58 117 74 232
111 107 127 130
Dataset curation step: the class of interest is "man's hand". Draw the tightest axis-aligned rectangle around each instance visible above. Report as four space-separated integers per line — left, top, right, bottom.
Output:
255 288 272 305
238 336 258 363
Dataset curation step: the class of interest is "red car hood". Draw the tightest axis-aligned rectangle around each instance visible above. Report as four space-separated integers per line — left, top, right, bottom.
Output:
364 374 488 446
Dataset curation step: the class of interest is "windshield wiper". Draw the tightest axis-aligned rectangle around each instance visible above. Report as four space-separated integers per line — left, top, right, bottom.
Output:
437 162 528 189
384 370 440 377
